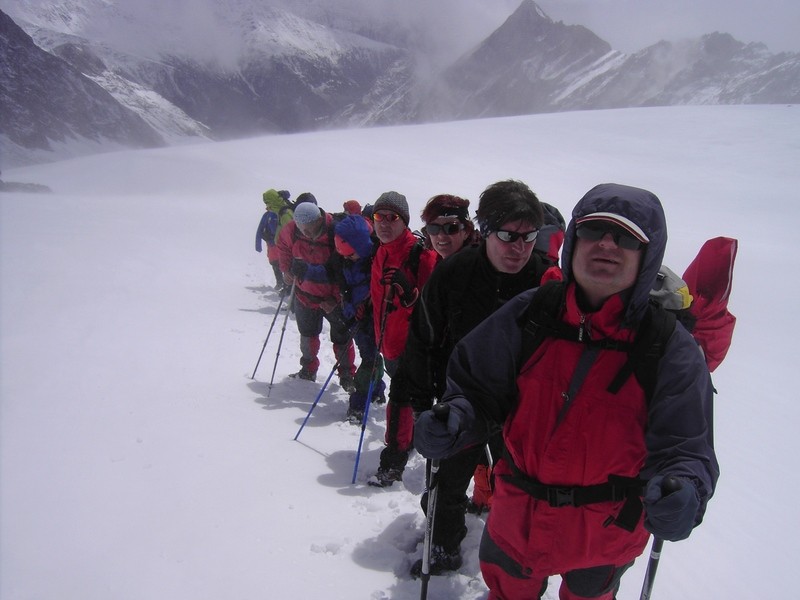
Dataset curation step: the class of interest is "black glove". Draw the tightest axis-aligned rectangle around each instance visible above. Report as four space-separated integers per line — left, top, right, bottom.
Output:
382 267 418 307
291 258 309 279
643 475 699 541
413 398 475 460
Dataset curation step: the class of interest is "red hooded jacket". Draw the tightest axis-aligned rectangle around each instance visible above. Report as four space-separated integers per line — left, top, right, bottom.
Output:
277 214 340 309
370 229 438 361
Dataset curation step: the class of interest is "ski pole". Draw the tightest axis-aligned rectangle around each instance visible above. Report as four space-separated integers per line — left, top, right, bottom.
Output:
251 287 289 379
419 403 450 600
294 360 339 441
351 288 393 484
639 476 682 600
420 458 440 599
267 282 296 397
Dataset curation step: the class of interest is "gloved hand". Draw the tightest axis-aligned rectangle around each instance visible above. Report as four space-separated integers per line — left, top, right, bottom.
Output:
382 267 418 307
291 258 309 279
414 398 475 459
283 272 295 286
643 475 699 541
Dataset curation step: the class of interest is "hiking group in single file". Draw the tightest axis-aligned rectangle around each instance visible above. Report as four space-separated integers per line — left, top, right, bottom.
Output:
254 180 737 600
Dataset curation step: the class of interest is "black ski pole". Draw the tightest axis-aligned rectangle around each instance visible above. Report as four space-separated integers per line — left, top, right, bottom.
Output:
639 476 682 600
419 403 450 600
294 360 339 441
267 282 296 397
351 288 393 484
251 287 289 379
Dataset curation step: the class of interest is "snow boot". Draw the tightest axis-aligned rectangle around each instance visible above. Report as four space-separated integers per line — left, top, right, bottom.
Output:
339 375 357 393
346 407 364 425
289 368 317 382
410 543 463 578
367 467 403 488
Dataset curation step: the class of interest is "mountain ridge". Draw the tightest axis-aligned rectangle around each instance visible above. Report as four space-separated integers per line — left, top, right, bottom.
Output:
1 0 798 167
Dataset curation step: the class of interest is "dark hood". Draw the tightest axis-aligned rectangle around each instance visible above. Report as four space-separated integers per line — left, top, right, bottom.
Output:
561 183 667 326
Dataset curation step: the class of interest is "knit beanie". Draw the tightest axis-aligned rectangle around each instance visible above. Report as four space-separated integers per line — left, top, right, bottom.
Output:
293 202 322 226
295 192 317 206
334 215 374 258
374 191 410 225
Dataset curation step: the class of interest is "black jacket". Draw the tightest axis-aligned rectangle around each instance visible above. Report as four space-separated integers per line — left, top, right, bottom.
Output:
398 244 552 411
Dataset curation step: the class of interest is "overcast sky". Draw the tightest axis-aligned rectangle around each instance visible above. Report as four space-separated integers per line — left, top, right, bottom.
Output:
534 0 800 54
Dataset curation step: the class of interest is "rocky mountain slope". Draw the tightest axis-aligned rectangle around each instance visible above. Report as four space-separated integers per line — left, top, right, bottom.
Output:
1 0 798 166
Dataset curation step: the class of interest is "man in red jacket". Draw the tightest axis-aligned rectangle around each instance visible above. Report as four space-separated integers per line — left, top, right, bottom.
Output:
414 184 719 599
367 191 438 487
277 201 356 389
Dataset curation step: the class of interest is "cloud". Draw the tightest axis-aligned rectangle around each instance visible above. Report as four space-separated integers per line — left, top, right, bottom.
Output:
536 0 800 53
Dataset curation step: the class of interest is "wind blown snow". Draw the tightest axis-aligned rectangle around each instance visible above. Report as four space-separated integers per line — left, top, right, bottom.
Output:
1 104 797 599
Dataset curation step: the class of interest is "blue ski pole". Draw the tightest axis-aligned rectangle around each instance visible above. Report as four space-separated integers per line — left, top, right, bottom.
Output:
351 289 392 484
294 361 339 441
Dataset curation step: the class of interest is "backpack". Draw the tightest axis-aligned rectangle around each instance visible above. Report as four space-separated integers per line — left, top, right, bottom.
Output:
262 211 279 244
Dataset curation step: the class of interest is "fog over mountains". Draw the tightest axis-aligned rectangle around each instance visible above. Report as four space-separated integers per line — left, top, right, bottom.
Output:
2 0 799 166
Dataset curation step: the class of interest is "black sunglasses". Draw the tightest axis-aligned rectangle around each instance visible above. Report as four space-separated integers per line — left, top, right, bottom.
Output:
373 212 402 223
427 222 464 236
575 222 643 250
495 229 538 244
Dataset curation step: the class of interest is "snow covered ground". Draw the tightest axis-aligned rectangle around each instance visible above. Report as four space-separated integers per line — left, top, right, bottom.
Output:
1 104 798 599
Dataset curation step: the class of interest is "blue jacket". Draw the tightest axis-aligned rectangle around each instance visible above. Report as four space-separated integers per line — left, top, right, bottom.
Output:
255 210 278 252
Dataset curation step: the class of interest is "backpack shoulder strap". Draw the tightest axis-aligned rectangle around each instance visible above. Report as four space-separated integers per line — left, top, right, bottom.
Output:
517 280 570 367
409 240 424 275
607 302 677 399
518 283 675 403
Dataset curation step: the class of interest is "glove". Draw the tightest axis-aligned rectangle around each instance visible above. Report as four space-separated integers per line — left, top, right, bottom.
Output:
643 476 700 541
382 267 418 307
413 398 475 460
283 272 295 286
291 258 309 279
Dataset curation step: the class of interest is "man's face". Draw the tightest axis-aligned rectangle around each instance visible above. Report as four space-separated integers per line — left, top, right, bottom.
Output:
297 218 323 239
485 219 538 274
571 223 644 308
373 210 406 244
427 216 469 259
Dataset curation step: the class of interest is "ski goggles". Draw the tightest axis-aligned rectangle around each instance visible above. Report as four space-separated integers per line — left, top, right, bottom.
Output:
494 229 538 244
372 211 402 223
575 222 644 250
427 222 465 236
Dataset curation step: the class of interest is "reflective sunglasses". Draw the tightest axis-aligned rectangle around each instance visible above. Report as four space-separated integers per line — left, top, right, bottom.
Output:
575 222 644 251
373 211 402 223
427 222 464 236
495 229 538 244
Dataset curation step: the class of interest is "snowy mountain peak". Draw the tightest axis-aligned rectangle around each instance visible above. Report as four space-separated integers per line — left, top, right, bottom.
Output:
508 0 552 25
2 1 798 168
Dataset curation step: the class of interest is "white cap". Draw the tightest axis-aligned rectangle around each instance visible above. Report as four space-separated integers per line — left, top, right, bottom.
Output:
576 211 649 243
